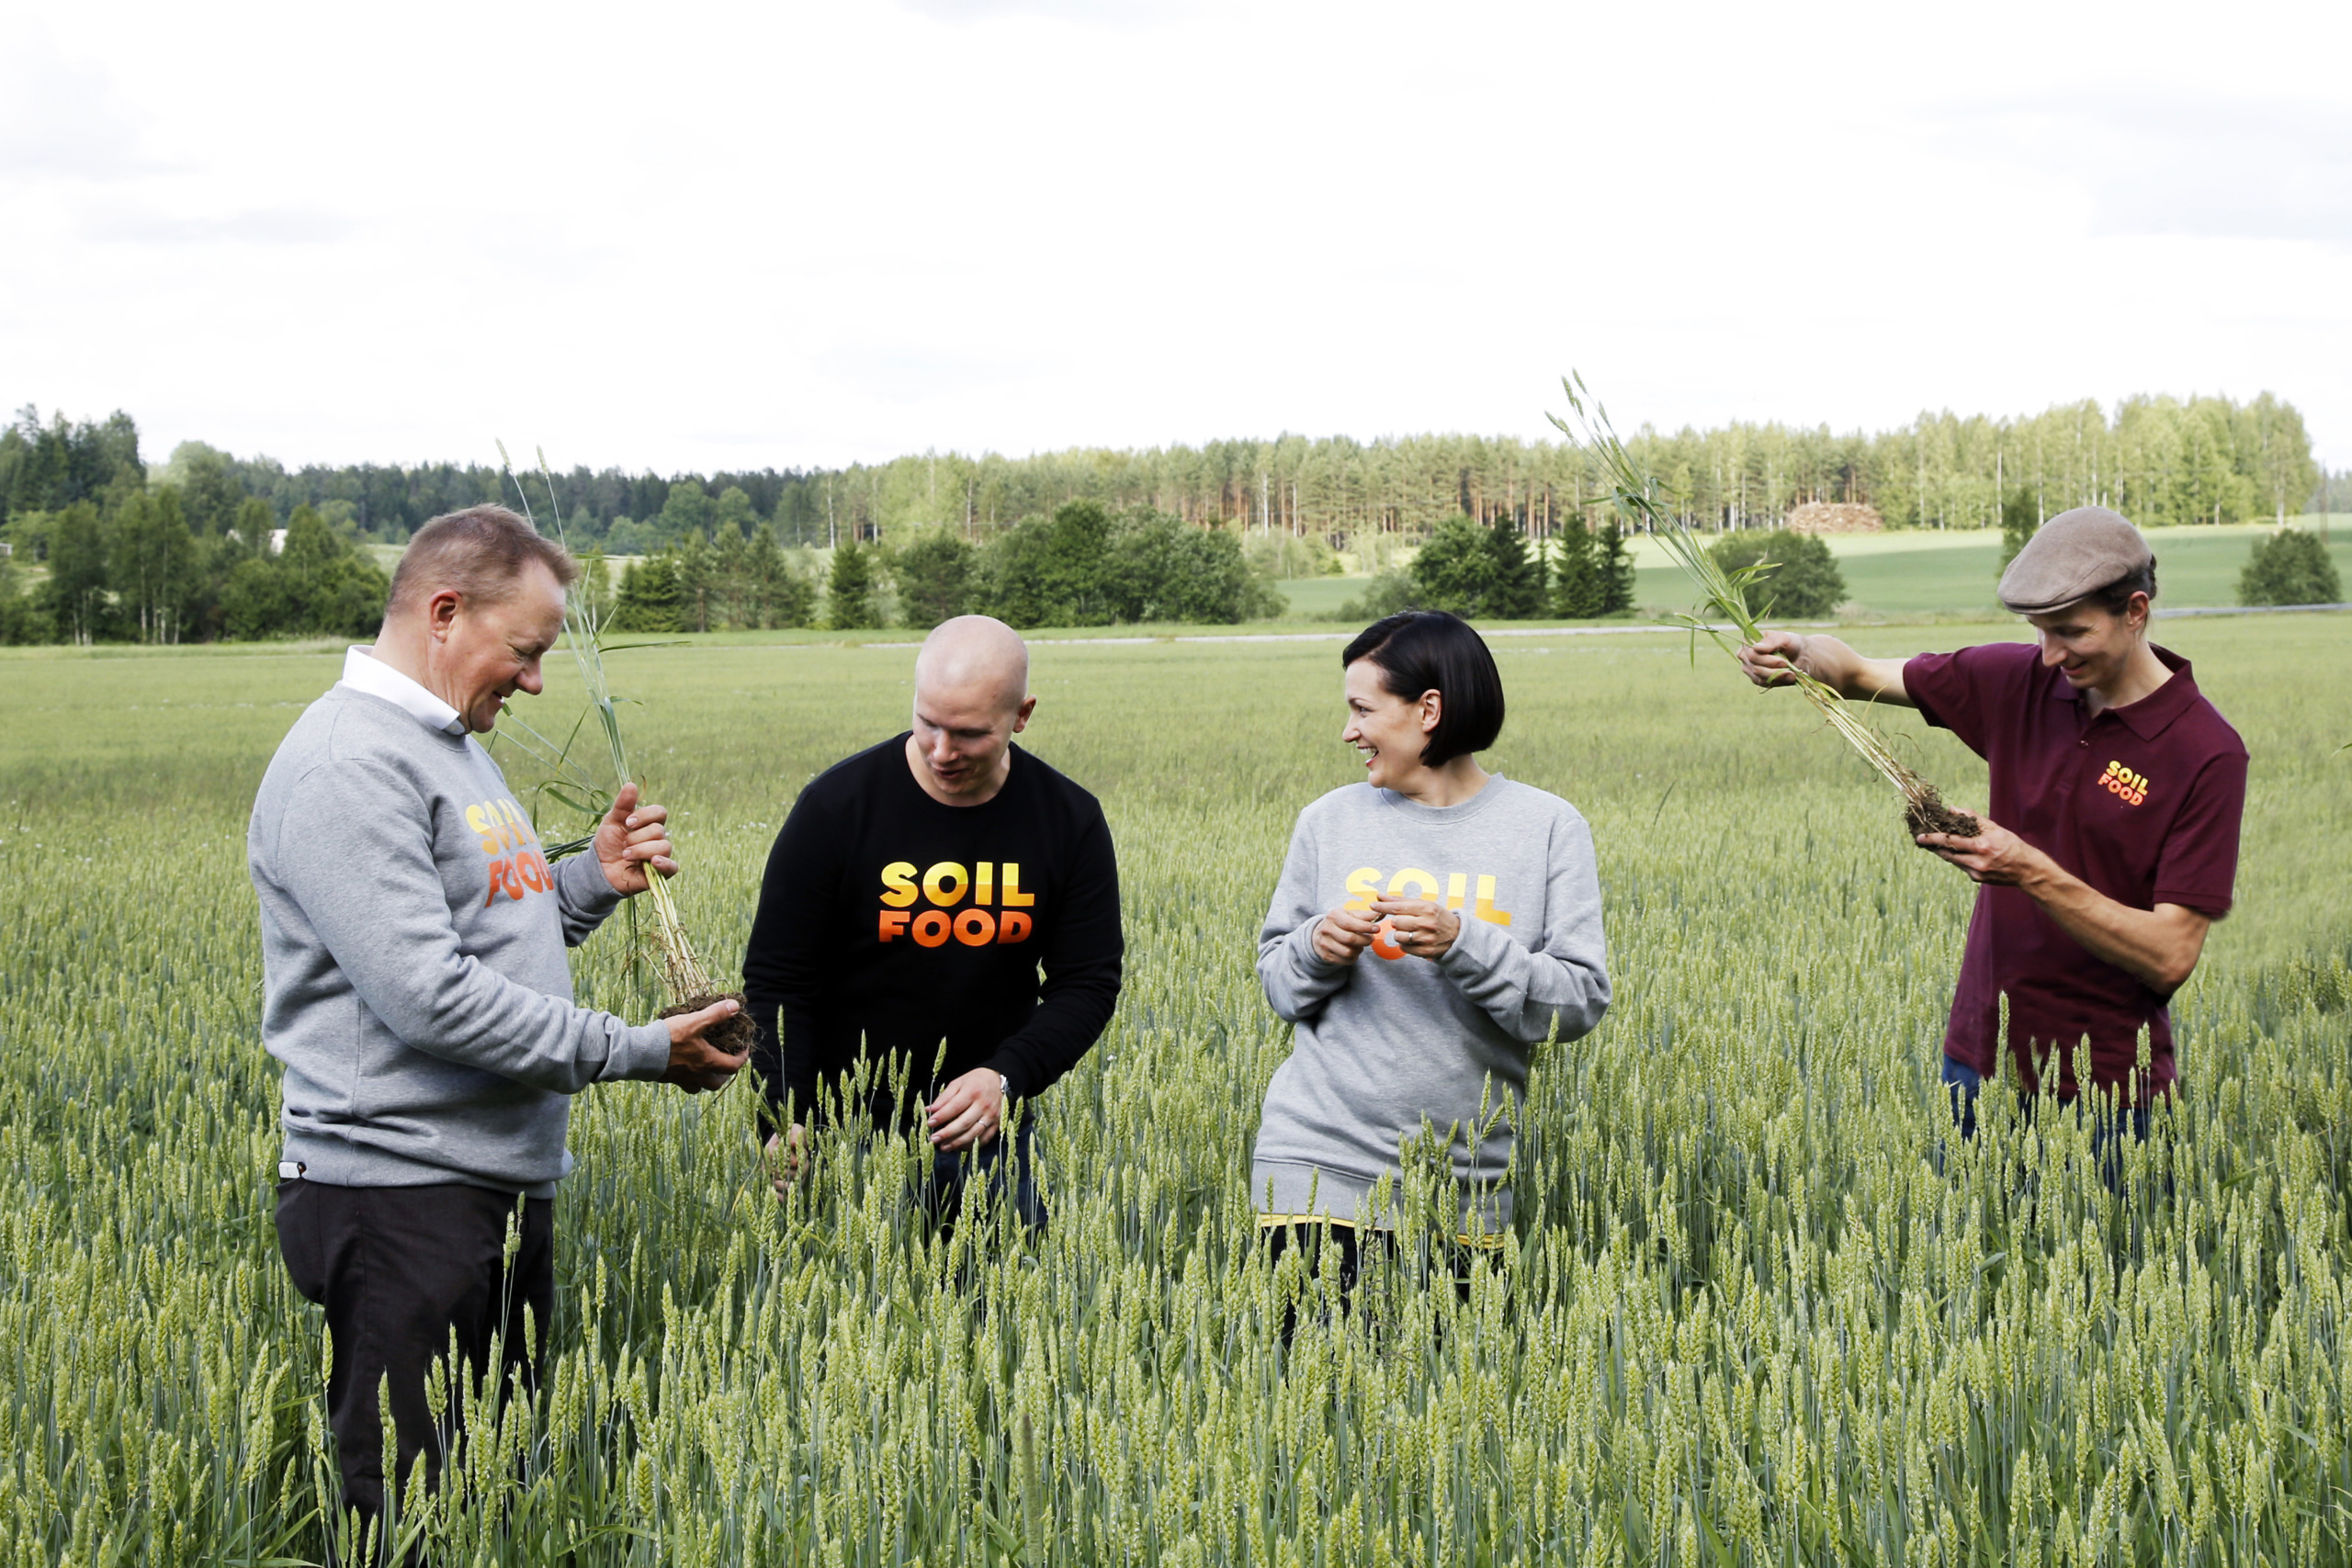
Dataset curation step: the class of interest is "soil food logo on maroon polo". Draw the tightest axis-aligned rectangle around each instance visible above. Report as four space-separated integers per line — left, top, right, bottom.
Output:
876 861 1036 948
2099 760 2154 807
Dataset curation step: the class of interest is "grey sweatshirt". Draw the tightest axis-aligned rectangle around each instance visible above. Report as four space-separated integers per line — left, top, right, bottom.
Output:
249 685 673 1196
1252 776 1610 1233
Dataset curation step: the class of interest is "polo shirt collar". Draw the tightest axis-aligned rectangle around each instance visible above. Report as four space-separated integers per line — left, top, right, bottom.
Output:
339 645 467 736
2052 644 2199 741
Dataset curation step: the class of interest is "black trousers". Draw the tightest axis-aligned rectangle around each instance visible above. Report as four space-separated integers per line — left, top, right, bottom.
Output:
1261 1221 1482 1349
275 1179 553 1525
911 1115 1048 1233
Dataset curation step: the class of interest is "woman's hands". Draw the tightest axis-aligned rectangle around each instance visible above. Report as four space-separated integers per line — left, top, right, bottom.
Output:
1313 897 1459 964
1313 904 1381 964
1370 897 1459 958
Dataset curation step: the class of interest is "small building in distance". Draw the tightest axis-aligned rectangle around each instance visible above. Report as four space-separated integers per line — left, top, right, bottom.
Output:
1784 502 1883 535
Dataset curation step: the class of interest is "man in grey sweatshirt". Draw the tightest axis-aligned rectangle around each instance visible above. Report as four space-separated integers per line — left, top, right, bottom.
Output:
249 505 745 1529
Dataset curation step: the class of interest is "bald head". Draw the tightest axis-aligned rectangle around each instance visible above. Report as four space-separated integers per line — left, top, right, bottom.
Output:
905 616 1035 806
915 615 1031 714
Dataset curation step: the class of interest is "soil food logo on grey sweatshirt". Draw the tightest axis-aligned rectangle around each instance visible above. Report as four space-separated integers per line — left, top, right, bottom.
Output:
469 796 556 905
1342 865 1511 960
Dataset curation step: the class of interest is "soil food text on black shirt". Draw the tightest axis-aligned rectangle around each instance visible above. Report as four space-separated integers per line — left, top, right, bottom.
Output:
742 735 1123 1131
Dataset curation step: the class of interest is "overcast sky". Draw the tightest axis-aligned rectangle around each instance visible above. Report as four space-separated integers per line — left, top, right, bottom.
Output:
4 0 2348 476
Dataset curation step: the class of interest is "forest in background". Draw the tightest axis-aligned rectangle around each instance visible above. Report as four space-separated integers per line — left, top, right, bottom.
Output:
0 393 2336 644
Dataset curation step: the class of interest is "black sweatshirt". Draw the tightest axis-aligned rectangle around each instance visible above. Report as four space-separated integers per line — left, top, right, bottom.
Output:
742 735 1124 1131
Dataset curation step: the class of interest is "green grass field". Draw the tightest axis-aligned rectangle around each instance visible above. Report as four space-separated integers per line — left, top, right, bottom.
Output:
3 613 2347 1563
1285 518 2352 624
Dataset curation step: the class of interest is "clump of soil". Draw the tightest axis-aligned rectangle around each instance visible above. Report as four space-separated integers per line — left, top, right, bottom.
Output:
1905 785 1981 842
659 991 760 1058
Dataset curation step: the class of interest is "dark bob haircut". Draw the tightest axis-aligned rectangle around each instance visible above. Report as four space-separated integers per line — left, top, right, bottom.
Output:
1341 610 1504 768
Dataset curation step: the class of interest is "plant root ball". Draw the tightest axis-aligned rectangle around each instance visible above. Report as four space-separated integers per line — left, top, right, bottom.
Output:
1905 787 1981 843
659 991 760 1059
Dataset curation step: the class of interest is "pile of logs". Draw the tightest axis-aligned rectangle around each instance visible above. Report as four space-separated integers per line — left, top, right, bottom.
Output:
1783 502 1884 535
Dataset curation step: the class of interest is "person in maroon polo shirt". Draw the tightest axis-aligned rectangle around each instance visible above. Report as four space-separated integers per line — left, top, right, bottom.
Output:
1736 506 2248 1149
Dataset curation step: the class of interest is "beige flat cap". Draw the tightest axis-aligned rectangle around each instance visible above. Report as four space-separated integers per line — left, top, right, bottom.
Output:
1997 506 2154 615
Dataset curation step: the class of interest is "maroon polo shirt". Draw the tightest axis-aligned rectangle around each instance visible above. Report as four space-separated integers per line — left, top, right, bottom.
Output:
1905 642 2246 1100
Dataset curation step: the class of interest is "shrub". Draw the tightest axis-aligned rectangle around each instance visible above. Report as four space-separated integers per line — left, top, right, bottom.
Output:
1336 570 1418 623
894 534 978 629
1104 515 1283 625
983 502 1114 628
977 505 1280 629
1408 516 1544 620
1707 528 1846 619
2238 527 2342 606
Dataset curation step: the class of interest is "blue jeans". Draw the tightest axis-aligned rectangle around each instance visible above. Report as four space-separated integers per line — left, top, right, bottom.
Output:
1941 1055 2153 1187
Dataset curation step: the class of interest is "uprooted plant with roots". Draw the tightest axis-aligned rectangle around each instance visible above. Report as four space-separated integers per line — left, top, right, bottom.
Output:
489 443 760 1060
1548 374 1979 843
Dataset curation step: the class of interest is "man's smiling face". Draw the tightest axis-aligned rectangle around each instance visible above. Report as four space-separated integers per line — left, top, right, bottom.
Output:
441 560 568 732
2028 593 2146 697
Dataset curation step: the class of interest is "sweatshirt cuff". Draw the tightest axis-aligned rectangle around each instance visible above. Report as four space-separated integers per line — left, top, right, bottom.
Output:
1436 910 1515 979
1291 920 1346 976
558 850 627 915
607 1020 674 1082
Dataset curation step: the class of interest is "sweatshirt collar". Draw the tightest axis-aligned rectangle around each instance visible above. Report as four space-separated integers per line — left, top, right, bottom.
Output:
339 646 466 736
1376 773 1510 822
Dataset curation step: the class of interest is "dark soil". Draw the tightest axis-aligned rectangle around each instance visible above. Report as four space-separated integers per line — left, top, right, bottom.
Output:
1905 785 1981 843
659 990 760 1058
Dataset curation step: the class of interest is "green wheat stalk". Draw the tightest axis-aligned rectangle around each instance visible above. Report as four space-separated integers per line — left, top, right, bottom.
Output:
1548 372 1961 823
497 441 715 1000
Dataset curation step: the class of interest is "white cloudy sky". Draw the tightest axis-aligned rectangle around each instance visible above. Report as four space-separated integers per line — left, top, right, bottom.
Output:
4 0 2348 475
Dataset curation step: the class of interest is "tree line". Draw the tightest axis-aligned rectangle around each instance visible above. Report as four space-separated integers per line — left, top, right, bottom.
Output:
601 501 1285 633
9 389 2327 563
1 397 2338 644
0 410 387 646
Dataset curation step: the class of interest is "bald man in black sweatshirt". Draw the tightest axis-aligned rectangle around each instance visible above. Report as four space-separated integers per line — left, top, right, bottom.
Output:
742 615 1123 1229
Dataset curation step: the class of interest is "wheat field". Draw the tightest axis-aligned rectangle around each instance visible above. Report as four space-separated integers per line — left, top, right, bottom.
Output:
1 614 2346 1565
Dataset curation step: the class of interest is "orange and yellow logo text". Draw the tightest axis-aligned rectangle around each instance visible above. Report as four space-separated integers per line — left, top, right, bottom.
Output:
1342 864 1512 961
2099 761 2152 807
876 861 1035 948
469 797 552 904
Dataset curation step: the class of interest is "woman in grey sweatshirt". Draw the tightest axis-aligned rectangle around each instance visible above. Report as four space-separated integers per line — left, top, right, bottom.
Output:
1253 612 1610 1264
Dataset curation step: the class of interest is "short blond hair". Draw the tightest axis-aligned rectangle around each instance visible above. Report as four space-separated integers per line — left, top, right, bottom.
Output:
389 505 578 613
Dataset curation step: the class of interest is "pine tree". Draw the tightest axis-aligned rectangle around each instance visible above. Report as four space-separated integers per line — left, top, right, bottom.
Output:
1549 521 1603 618
744 524 811 628
610 555 684 633
828 539 879 630
1596 521 1637 615
1482 518 1544 619
674 532 717 632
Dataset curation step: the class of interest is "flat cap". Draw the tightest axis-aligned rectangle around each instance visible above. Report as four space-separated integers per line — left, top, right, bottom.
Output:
1997 506 2154 615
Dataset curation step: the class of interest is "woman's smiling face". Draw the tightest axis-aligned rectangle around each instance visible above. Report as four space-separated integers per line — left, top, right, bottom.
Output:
1340 657 1436 792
